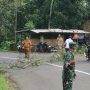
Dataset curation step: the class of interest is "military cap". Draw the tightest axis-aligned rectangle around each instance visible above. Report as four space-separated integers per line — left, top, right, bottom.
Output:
69 42 76 47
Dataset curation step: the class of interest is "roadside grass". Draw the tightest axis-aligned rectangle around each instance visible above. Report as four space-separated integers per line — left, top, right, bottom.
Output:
0 67 17 90
0 76 8 90
0 48 9 52
0 67 8 90
0 76 17 90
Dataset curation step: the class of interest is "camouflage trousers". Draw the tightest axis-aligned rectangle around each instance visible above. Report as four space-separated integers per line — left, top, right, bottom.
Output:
63 79 73 90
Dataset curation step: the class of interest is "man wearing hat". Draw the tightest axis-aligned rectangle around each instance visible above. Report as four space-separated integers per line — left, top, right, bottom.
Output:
62 42 76 90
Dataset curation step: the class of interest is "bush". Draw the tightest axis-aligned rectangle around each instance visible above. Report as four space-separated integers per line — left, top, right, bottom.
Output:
10 43 17 51
75 44 86 54
0 41 17 51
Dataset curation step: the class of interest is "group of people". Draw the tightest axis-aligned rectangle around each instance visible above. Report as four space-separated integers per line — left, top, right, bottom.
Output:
17 35 76 90
57 34 74 51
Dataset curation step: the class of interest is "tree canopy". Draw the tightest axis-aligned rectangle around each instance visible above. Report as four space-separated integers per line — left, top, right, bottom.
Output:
0 0 90 41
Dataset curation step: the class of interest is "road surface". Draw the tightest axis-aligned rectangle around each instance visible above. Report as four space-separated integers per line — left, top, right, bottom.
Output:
0 52 90 90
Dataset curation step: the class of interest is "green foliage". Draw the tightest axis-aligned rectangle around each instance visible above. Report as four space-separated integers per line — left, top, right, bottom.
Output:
0 76 8 90
25 21 35 29
0 75 17 90
0 41 15 50
17 0 90 29
0 0 90 41
75 44 86 54
0 0 15 41
50 50 64 62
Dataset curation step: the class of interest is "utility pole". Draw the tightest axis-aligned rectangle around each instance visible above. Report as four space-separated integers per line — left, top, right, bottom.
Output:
48 0 54 29
14 0 17 43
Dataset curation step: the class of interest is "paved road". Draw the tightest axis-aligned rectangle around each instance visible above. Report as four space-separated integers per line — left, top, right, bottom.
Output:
0 52 90 90
0 52 53 67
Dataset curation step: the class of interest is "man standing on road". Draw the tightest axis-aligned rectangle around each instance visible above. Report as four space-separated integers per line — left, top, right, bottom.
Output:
62 42 76 90
64 36 73 51
22 36 32 59
57 34 64 50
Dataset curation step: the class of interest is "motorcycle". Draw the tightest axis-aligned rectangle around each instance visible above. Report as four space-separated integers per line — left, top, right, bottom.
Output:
48 45 58 52
85 44 90 61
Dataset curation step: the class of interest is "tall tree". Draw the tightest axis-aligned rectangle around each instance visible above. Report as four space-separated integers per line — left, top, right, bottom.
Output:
0 0 16 40
17 0 90 30
0 0 90 41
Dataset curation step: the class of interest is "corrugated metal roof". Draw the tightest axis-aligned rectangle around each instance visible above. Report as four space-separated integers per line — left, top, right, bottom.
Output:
30 29 90 34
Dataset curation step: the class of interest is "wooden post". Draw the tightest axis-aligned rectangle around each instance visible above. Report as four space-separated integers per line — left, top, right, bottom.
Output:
40 35 44 43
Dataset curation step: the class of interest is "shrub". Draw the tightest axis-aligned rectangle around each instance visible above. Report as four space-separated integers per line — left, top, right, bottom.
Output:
75 44 86 54
10 43 17 51
0 41 17 51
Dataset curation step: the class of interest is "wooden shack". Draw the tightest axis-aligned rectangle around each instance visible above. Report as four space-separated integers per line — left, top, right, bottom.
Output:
16 29 90 46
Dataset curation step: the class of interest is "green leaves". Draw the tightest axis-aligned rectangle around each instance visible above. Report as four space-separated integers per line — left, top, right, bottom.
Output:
0 0 90 42
0 76 8 90
0 0 15 40
25 21 35 29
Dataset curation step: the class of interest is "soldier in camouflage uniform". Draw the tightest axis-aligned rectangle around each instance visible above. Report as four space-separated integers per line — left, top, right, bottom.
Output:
62 42 76 90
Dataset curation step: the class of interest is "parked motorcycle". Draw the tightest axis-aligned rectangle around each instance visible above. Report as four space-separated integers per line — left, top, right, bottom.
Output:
48 45 58 52
85 44 90 61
